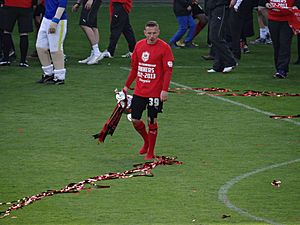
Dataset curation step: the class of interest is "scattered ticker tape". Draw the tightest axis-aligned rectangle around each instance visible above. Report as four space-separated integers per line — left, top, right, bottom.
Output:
0 156 182 218
168 87 300 97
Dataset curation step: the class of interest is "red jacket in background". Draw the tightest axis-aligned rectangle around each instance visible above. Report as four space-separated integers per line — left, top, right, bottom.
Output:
4 0 33 8
109 0 132 18
268 0 295 21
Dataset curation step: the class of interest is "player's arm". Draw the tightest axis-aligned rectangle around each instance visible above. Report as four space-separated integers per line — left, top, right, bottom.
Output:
49 0 67 33
161 46 174 102
124 50 138 90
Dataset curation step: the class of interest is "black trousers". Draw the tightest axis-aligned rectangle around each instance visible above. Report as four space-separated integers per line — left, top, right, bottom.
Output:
208 5 236 71
268 20 293 73
107 3 136 56
297 34 300 59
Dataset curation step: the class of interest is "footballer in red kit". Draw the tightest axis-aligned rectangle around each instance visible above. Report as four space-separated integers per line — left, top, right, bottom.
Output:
124 21 174 160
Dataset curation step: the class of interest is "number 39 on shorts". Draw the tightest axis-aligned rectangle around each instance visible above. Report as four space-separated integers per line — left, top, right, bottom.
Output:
149 98 160 107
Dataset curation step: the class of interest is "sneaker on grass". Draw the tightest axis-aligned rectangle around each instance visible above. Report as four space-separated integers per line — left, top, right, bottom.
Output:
121 52 132 58
36 75 54 84
87 54 103 65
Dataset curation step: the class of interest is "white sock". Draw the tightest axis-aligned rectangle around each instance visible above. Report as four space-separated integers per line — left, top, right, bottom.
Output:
259 28 265 39
54 68 66 80
42 64 54 76
92 44 101 56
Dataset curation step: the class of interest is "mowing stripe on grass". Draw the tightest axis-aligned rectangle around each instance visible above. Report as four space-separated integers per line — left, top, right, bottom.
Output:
218 158 300 225
120 67 300 126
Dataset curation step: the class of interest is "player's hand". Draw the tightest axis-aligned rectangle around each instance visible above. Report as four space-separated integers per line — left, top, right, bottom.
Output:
160 90 168 102
72 3 80 12
187 5 192 11
123 86 129 93
48 22 57 34
229 0 237 8
85 0 93 10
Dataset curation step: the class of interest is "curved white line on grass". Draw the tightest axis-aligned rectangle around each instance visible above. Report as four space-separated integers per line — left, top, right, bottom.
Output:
218 158 300 225
119 67 300 126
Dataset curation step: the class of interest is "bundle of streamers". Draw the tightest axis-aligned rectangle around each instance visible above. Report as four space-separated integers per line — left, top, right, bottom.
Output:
93 89 132 143
0 156 182 218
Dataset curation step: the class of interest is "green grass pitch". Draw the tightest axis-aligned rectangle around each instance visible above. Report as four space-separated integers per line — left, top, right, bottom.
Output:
0 4 299 225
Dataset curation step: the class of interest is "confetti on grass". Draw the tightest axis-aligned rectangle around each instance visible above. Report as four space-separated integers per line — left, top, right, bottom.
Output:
271 180 282 188
270 114 300 119
0 156 182 218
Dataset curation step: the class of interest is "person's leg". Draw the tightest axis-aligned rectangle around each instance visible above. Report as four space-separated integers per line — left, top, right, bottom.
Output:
36 18 54 83
145 118 158 160
229 9 243 60
268 20 281 75
107 3 126 56
276 21 293 76
132 119 149 154
130 96 149 155
0 32 12 65
209 6 236 72
193 13 208 39
122 16 136 53
169 16 189 45
295 34 300 64
18 7 34 66
183 15 196 45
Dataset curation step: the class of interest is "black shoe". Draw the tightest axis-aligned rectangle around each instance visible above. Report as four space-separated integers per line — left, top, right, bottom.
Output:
19 62 30 67
0 60 11 66
169 42 181 49
46 78 65 85
273 70 288 79
184 42 197 48
36 75 54 83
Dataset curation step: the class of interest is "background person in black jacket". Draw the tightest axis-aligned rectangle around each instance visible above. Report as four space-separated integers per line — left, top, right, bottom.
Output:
169 0 196 48
205 0 237 73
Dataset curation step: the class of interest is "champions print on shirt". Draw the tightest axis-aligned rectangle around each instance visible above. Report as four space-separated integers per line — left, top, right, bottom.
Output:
270 0 288 8
138 51 156 83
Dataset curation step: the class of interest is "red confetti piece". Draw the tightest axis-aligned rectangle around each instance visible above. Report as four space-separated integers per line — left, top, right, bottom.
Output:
0 156 182 218
270 114 300 119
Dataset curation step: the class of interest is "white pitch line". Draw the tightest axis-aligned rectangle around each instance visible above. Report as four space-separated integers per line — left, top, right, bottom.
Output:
120 66 300 126
218 158 300 225
170 82 300 126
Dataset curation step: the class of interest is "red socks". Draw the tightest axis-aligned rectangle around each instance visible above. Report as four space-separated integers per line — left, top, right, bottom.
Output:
133 120 149 155
145 123 158 160
133 120 158 160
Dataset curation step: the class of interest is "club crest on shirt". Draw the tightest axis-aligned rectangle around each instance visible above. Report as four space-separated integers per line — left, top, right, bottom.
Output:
167 61 173 68
142 51 150 62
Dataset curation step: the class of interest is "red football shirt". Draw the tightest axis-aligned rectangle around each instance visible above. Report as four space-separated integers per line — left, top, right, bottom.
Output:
125 38 174 98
